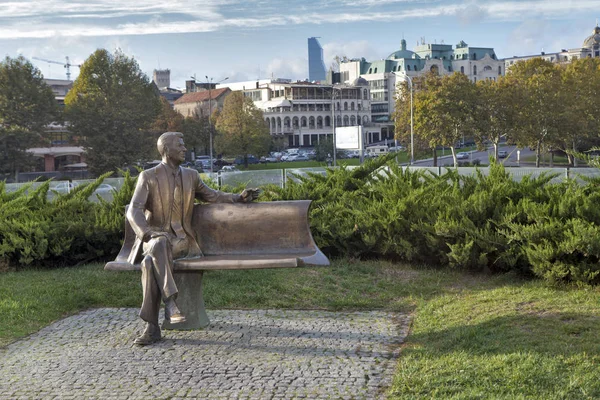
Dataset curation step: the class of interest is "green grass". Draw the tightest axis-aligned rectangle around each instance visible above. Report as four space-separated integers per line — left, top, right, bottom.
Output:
1 259 599 398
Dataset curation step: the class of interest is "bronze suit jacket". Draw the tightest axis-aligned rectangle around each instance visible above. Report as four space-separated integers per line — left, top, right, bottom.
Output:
126 163 240 264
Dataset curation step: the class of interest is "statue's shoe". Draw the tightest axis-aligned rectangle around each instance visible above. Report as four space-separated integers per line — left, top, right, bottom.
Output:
134 325 161 346
166 310 186 324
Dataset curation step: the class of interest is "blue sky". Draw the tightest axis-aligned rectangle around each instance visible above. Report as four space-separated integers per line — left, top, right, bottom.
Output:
1 0 599 89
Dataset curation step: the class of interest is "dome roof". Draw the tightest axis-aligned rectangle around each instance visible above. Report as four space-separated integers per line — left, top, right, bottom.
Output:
352 76 369 86
387 39 418 60
583 26 600 48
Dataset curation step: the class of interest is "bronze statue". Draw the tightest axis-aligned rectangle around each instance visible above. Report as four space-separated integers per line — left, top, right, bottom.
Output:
127 132 258 345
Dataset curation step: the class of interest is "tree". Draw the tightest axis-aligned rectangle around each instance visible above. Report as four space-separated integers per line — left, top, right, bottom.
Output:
150 97 184 134
394 74 441 165
508 58 563 167
560 58 600 166
475 77 519 162
215 91 270 168
0 56 57 177
65 49 161 175
433 72 478 166
181 116 211 157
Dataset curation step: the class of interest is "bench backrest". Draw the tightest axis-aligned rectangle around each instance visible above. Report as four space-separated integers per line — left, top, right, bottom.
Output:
193 200 316 256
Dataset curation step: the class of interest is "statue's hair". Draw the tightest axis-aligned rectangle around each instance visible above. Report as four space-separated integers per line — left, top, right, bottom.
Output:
157 132 184 156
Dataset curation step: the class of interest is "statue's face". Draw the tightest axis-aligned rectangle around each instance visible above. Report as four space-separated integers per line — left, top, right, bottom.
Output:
166 137 187 164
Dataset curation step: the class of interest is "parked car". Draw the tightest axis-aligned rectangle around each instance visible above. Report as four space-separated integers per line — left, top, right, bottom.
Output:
261 155 279 163
294 154 309 161
498 150 508 158
54 181 80 193
234 155 259 165
213 159 232 168
388 145 405 152
220 165 240 173
94 184 116 193
456 152 469 160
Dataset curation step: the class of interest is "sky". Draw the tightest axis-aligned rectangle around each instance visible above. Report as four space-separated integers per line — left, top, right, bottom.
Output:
1 0 599 89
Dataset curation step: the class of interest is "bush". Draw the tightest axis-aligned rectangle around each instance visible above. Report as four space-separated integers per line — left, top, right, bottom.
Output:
0 171 136 269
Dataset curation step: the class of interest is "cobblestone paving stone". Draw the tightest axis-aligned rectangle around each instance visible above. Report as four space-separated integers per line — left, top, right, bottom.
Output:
0 309 410 399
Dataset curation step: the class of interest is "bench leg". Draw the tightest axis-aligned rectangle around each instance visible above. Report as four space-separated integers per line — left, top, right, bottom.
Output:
162 271 210 330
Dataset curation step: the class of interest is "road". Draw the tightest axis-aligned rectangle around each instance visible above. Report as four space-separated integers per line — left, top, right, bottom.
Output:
411 146 536 167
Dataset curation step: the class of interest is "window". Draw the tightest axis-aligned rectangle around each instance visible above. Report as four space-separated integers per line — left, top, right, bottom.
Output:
363 89 368 100
498 66 502 75
473 53 477 60
350 115 356 125
368 68 372 73
473 65 477 75
343 115 349 126
301 116 307 127
484 65 492 71
407 65 411 71
344 102 348 110
351 102 355 111
461 66 465 74
374 68 378 73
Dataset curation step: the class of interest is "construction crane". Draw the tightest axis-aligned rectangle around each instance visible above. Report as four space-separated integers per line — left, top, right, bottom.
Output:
32 56 81 81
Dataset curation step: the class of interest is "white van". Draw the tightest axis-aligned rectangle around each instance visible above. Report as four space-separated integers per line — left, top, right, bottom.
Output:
365 145 389 157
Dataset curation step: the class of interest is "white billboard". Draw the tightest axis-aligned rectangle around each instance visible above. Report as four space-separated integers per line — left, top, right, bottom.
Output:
335 126 363 150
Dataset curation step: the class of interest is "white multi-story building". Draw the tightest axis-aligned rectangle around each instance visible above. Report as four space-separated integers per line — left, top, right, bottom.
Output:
504 25 600 69
340 39 504 138
218 79 374 148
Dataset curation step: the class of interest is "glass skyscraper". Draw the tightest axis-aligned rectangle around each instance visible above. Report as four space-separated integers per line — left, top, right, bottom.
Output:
308 37 326 82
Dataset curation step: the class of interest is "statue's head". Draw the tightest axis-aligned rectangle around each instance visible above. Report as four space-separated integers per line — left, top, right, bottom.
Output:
157 132 186 164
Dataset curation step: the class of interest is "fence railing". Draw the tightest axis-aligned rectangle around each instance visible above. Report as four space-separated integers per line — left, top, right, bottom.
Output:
4 166 600 203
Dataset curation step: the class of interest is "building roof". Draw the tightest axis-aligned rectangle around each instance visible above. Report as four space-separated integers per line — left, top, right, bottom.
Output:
387 39 417 60
583 26 600 48
174 88 230 105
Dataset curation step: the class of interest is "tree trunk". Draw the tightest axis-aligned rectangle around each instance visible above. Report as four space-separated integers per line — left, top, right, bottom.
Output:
493 142 498 163
244 155 248 169
451 146 457 167
535 141 541 168
432 148 438 167
573 140 578 167
549 151 554 168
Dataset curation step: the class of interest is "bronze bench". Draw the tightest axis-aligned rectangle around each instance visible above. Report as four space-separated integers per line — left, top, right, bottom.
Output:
105 200 329 330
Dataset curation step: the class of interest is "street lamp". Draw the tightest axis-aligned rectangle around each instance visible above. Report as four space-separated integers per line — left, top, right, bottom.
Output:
330 86 339 167
204 75 228 172
403 74 414 165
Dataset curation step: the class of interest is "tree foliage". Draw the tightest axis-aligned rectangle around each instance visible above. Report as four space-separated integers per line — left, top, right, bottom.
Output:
0 56 57 177
215 91 270 167
508 58 563 167
65 49 161 175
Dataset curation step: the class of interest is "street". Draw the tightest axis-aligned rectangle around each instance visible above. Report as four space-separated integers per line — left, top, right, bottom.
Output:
411 146 536 167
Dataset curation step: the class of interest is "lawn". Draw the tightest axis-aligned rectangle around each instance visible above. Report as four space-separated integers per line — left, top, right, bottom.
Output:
1 260 598 398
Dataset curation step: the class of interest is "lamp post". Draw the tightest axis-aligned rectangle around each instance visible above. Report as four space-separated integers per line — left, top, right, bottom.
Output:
204 76 228 173
403 74 414 165
330 86 338 167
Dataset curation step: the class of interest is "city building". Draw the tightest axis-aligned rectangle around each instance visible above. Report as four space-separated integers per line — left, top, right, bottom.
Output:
43 78 72 107
219 78 374 148
340 39 504 134
173 87 232 118
308 37 327 83
152 69 171 89
504 25 600 69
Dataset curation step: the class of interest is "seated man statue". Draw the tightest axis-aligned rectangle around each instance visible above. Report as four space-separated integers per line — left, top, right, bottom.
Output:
127 131 258 345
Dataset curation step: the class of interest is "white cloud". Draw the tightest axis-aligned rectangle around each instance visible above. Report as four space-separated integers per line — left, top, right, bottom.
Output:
265 57 307 81
2 0 600 40
323 40 383 67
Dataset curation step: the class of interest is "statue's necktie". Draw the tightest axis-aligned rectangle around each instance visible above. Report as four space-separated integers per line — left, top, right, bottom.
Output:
171 172 186 239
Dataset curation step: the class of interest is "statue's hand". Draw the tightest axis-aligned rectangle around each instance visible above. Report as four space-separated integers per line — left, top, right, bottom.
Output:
240 188 260 203
143 230 170 242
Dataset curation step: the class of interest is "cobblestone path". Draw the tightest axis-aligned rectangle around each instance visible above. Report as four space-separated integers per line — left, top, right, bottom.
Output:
0 309 410 399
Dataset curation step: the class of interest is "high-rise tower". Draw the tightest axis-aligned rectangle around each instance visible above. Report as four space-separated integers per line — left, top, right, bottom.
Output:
308 37 326 82
153 69 171 89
